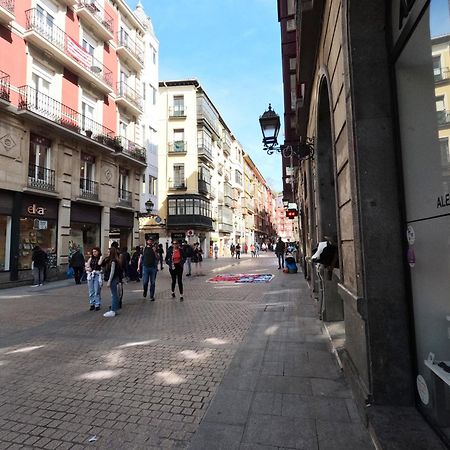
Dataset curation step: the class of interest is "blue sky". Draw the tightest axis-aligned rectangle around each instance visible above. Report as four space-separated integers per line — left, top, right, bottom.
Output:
142 0 284 192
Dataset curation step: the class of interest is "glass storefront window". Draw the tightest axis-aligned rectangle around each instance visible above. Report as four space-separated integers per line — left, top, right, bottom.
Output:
0 215 11 271
70 222 100 258
394 0 450 439
18 217 56 269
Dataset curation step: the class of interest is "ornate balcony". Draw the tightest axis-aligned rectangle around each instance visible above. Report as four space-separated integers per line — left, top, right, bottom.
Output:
168 179 187 191
167 195 213 230
0 0 14 25
0 70 10 104
76 0 114 42
116 81 143 116
28 164 56 192
169 106 187 119
24 8 113 94
117 137 146 164
116 30 144 71
80 178 99 201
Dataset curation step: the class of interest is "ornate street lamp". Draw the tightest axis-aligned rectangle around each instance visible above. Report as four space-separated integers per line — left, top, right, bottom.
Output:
137 199 154 218
259 104 315 160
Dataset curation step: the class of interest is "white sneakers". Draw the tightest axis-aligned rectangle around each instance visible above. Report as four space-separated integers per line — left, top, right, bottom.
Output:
103 310 116 317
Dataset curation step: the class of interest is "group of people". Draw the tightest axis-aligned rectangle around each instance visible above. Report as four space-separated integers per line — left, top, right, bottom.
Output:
66 238 205 318
275 237 299 271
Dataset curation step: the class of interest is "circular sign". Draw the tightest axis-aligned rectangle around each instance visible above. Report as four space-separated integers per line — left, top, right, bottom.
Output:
416 375 429 405
155 216 162 224
186 229 194 237
406 225 415 246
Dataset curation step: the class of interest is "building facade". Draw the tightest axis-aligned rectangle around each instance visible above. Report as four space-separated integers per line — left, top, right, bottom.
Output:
0 0 154 284
277 0 450 446
151 80 275 256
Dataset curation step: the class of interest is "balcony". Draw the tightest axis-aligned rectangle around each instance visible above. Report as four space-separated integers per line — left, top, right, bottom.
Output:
168 141 187 154
24 8 113 94
222 134 231 155
197 140 214 165
28 164 56 192
76 1 114 42
116 81 143 116
0 70 10 104
218 222 233 233
116 30 144 71
167 195 213 230
80 178 99 201
18 85 117 149
117 137 146 164
169 106 187 119
198 178 210 195
169 179 187 191
435 67 450 83
118 188 132 207
437 110 450 127
0 0 14 24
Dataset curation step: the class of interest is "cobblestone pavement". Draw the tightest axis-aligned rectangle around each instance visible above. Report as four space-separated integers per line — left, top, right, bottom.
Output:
0 254 280 449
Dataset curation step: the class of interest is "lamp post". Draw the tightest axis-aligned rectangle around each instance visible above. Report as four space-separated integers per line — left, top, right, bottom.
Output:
137 199 154 218
259 104 315 160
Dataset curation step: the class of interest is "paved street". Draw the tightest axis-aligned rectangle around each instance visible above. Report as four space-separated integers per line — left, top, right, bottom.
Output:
0 254 374 449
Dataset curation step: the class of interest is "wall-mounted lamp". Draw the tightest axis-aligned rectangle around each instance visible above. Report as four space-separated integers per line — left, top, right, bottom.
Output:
259 104 314 160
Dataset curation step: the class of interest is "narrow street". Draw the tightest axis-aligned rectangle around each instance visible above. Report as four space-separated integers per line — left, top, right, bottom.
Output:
0 254 373 449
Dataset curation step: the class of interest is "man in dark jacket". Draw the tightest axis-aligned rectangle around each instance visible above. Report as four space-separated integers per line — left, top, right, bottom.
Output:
275 237 286 269
138 237 158 300
32 245 48 286
70 246 85 284
182 241 194 276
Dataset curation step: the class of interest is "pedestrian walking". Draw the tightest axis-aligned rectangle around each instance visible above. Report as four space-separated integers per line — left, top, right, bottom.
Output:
244 243 248 254
230 243 235 258
250 244 256 258
102 246 123 317
157 243 164 271
69 246 85 284
213 243 219 259
120 246 130 280
166 240 186 301
129 245 141 281
275 237 286 269
255 242 260 257
139 237 158 301
235 243 241 259
31 245 47 286
85 247 103 311
192 243 203 276
183 241 194 276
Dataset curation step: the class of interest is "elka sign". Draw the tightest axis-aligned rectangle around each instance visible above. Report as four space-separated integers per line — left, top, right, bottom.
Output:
27 204 47 215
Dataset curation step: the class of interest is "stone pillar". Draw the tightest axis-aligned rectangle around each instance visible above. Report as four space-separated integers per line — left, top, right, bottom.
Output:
57 198 71 267
101 206 110 254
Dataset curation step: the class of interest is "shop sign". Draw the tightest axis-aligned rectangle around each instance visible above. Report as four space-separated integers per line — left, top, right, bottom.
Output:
171 232 186 241
391 0 427 51
27 204 47 216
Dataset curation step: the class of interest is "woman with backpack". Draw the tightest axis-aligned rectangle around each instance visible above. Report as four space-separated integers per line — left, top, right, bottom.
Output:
102 246 122 317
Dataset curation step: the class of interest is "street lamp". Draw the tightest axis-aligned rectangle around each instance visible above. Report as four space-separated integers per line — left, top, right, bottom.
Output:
259 104 315 160
137 199 154 218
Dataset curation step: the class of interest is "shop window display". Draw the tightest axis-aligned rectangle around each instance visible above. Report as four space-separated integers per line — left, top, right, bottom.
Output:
70 222 100 258
393 0 450 440
18 217 56 269
0 215 11 271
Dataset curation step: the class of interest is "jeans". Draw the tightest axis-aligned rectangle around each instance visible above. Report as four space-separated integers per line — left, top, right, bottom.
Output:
109 276 120 312
185 257 192 275
277 253 284 268
88 272 102 307
169 264 183 295
142 265 157 298
73 267 84 284
33 266 45 285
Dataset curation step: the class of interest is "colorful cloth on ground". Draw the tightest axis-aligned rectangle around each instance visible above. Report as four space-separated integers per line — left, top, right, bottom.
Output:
208 273 274 283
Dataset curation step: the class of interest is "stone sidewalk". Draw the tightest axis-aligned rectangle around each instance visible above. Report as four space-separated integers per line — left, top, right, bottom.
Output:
0 254 374 449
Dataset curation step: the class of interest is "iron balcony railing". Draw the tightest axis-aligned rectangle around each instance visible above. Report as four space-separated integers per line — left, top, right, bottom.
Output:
0 0 14 13
169 179 187 190
80 178 99 200
25 8 112 88
437 110 450 126
117 81 143 110
169 141 187 153
434 67 450 82
169 106 186 117
117 136 146 163
28 164 56 191
78 0 113 35
0 70 10 102
18 85 115 144
117 30 144 65
118 188 132 205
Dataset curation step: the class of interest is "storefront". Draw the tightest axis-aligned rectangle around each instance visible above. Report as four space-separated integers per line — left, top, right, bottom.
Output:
0 190 14 276
70 202 101 258
110 208 133 250
392 0 450 440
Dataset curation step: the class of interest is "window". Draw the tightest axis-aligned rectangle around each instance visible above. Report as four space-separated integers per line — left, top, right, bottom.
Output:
173 164 184 187
287 0 295 15
148 175 157 195
151 85 157 105
289 57 296 71
36 4 54 33
440 138 450 165
177 200 185 215
119 168 129 198
151 46 156 64
287 18 296 32
173 129 185 152
199 166 211 183
30 134 51 170
80 153 95 191
81 94 96 131
168 199 176 215
173 95 184 116
119 119 128 138
141 125 146 146
142 174 146 194
433 55 442 80
185 198 193 215
82 30 97 57
235 170 243 185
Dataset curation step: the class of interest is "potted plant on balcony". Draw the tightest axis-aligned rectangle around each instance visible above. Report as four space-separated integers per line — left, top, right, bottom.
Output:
111 137 123 153
85 129 93 138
